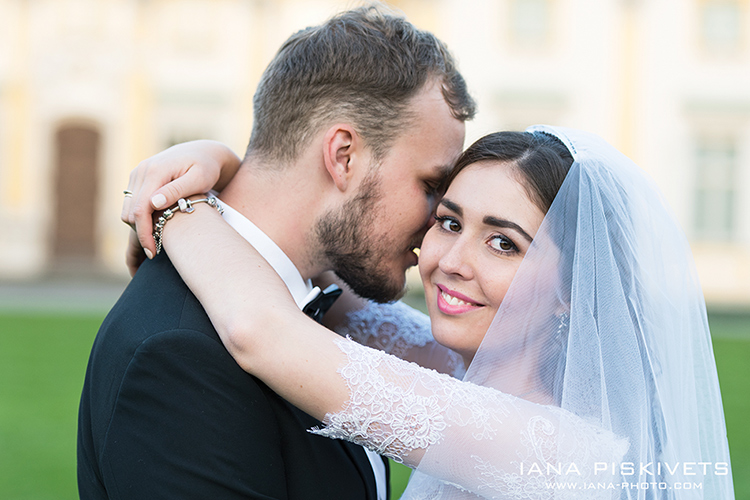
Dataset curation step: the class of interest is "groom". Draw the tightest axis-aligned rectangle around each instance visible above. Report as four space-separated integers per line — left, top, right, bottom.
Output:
77 5 475 500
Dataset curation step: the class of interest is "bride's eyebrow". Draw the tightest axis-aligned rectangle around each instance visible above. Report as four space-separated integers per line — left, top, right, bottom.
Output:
439 198 462 215
483 216 533 243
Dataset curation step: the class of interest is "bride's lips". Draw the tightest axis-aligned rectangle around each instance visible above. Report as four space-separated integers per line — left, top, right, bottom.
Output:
436 284 483 315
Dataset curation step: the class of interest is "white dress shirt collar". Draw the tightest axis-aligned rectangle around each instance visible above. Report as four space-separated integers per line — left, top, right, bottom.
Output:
216 198 313 309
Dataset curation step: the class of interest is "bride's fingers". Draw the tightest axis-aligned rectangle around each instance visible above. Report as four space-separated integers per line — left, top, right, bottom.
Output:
126 229 147 277
149 166 212 210
132 174 169 259
132 166 210 259
122 160 153 228
120 168 141 228
121 195 133 229
122 162 170 257
124 147 225 260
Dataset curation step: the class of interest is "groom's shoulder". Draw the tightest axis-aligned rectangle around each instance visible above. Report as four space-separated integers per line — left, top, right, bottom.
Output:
107 253 211 333
90 253 227 372
80 252 274 430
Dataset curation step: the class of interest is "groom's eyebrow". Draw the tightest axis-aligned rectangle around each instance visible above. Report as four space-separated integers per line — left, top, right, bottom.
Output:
483 216 533 243
437 164 452 180
430 165 453 194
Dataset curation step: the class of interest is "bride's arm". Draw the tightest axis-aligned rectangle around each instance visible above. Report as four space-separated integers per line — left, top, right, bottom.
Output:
162 205 629 499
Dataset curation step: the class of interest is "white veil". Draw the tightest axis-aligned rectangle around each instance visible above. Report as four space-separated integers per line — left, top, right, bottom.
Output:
401 126 734 499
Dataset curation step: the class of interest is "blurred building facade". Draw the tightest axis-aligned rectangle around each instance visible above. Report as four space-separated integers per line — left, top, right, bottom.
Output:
1 0 749 305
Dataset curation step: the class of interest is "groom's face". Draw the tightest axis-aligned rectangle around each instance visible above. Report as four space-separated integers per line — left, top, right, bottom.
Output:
319 80 465 302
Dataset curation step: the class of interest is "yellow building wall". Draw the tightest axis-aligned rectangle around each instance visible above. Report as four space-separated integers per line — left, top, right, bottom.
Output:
0 0 748 306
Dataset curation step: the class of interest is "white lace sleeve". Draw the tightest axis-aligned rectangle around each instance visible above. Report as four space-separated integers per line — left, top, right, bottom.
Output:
334 300 465 378
311 338 629 500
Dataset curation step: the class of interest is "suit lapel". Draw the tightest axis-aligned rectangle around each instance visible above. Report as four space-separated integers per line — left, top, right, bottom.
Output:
383 455 391 500
337 440 379 500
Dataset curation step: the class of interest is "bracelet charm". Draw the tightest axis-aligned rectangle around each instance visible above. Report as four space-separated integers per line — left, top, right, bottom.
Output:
153 196 223 254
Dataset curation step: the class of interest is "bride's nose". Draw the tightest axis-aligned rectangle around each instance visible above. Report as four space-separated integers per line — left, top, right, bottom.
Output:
438 236 475 280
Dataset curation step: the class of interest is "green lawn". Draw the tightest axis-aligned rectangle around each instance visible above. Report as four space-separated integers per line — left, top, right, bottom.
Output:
0 312 747 499
712 337 750 499
0 314 101 500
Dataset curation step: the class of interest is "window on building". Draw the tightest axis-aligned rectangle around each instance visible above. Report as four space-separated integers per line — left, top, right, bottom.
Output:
509 0 552 48
693 135 739 241
699 0 744 54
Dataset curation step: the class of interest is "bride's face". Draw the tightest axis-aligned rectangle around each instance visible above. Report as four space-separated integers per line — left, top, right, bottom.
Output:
419 161 546 362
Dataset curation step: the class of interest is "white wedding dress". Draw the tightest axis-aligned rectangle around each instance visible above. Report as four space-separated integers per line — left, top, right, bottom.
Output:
316 301 629 499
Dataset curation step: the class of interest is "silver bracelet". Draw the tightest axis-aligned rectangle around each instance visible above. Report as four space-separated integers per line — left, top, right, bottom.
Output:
153 195 224 255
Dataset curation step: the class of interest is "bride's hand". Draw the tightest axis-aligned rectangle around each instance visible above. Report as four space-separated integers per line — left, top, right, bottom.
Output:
121 140 241 276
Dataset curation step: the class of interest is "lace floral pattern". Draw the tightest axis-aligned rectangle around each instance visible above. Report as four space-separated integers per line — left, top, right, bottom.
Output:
312 338 629 499
335 301 465 378
313 336 456 462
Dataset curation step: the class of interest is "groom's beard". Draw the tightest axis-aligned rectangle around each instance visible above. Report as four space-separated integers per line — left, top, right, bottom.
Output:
315 172 405 304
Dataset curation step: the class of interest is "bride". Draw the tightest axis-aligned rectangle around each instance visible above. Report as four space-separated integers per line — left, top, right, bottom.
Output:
125 126 733 499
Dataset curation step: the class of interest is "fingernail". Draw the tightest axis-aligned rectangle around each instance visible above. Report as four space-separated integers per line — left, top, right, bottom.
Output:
144 248 153 259
152 193 167 209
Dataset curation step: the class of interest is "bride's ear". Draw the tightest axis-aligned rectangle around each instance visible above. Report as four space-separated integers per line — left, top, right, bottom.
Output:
322 124 361 192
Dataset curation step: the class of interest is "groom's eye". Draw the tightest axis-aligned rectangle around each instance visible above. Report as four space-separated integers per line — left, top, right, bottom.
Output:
423 180 440 196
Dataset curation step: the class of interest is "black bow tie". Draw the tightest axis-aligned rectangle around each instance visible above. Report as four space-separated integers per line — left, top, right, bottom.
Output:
302 284 343 323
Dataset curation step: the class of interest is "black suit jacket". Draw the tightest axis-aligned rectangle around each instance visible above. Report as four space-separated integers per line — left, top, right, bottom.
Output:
78 253 387 499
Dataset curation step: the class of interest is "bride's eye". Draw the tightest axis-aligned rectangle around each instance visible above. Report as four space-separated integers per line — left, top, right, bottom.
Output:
434 215 461 233
489 235 517 254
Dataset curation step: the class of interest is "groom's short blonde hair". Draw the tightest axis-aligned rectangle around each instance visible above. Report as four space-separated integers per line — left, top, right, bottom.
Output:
245 4 475 166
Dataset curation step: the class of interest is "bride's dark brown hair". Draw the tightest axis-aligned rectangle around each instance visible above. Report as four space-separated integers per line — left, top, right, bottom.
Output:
443 131 574 214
